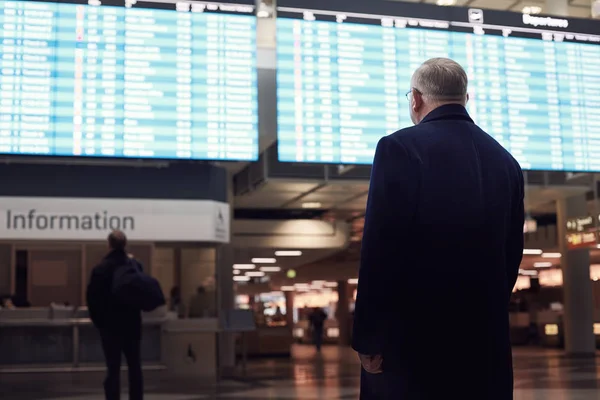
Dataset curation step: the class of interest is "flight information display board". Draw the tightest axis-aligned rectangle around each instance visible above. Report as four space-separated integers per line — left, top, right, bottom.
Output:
276 0 600 171
0 0 258 161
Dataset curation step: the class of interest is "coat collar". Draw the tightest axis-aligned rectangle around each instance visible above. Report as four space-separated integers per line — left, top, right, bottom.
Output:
420 104 474 125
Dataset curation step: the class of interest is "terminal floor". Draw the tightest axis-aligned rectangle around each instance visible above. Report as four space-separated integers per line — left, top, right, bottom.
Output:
1 346 599 399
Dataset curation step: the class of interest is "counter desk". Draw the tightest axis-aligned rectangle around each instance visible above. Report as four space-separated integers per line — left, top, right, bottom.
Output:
0 308 165 370
0 308 249 381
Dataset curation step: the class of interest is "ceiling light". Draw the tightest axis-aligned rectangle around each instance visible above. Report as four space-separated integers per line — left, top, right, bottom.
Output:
281 286 295 291
233 264 255 270
233 270 241 275
275 250 303 257
522 5 542 14
436 0 457 5
233 276 250 282
523 249 543 255
251 258 277 264
256 2 273 18
324 282 338 288
260 266 282 272
294 283 310 289
519 269 538 276
534 262 553 268
348 278 359 285
302 202 322 209
312 280 326 286
246 271 266 277
542 253 561 259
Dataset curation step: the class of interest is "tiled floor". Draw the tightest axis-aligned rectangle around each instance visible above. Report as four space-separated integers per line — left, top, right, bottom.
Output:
1 346 599 399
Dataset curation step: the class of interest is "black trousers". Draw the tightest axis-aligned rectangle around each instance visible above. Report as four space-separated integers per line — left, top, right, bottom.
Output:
100 329 143 400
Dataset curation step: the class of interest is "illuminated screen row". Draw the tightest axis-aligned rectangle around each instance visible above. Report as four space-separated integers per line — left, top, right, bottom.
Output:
0 0 258 161
276 2 600 171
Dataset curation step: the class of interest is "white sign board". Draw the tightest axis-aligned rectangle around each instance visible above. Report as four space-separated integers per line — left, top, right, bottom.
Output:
0 197 230 243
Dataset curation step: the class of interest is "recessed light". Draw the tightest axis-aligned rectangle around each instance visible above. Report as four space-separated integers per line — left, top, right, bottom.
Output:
542 253 561 259
233 276 250 282
534 262 553 268
260 266 282 272
436 0 456 5
275 250 303 257
251 258 277 264
302 202 322 209
233 264 255 270
246 271 266 277
522 5 542 14
523 249 543 255
519 269 538 276
294 283 310 289
348 278 359 284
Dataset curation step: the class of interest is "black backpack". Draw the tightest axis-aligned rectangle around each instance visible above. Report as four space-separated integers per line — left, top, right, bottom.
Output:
112 259 166 312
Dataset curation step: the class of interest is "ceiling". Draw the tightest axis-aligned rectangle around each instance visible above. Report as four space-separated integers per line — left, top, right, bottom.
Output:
234 178 369 213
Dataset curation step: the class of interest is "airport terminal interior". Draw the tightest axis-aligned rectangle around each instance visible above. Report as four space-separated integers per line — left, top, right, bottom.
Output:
1 0 600 398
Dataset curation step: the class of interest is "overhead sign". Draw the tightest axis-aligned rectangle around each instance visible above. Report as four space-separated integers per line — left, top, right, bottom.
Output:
565 215 597 250
566 216 595 233
0 197 230 243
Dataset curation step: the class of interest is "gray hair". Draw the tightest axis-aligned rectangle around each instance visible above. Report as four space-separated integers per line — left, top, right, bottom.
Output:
411 58 468 103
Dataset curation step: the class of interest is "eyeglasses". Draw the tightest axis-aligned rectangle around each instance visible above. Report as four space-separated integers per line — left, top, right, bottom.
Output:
405 87 422 100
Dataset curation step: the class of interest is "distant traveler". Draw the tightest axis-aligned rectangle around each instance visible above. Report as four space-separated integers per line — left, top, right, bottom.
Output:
309 307 327 352
188 286 211 318
87 230 164 400
353 58 524 399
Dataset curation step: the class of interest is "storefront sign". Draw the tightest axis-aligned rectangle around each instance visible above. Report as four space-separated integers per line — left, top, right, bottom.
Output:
566 232 597 249
565 215 597 250
0 197 230 243
566 216 595 233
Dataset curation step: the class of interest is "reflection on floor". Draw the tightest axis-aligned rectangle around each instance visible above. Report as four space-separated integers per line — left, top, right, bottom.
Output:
1 346 599 399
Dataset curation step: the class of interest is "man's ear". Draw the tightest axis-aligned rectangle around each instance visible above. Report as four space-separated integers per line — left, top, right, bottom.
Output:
412 90 424 113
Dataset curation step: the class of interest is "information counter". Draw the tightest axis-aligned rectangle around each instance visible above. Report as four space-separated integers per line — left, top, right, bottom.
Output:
0 308 165 370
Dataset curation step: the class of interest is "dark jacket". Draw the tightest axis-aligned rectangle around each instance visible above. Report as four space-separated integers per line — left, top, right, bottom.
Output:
352 105 524 399
87 249 142 334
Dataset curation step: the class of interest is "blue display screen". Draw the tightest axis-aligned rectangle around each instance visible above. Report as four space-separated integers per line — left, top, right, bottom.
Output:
276 9 600 171
0 0 258 161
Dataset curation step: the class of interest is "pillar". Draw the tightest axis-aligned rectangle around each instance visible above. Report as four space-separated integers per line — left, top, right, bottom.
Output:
544 0 569 15
556 195 596 356
217 175 235 371
336 280 351 346
593 0 600 18
284 291 295 328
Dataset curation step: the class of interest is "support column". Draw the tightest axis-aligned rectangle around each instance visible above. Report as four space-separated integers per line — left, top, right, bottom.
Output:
544 0 569 16
284 291 295 328
336 280 351 346
217 175 235 372
556 195 595 356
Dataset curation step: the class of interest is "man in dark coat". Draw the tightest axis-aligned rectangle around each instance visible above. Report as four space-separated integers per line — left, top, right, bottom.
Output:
87 230 144 400
353 58 524 400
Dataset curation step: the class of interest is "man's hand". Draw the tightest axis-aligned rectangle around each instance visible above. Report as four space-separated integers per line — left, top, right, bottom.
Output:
359 353 383 374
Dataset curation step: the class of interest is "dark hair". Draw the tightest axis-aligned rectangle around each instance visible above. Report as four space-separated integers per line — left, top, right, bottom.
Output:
108 230 127 251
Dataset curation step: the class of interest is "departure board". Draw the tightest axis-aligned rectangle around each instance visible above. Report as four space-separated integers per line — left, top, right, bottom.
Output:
0 0 258 161
276 0 600 171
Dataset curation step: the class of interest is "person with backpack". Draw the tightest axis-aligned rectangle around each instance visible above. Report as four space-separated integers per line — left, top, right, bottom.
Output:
87 230 164 400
